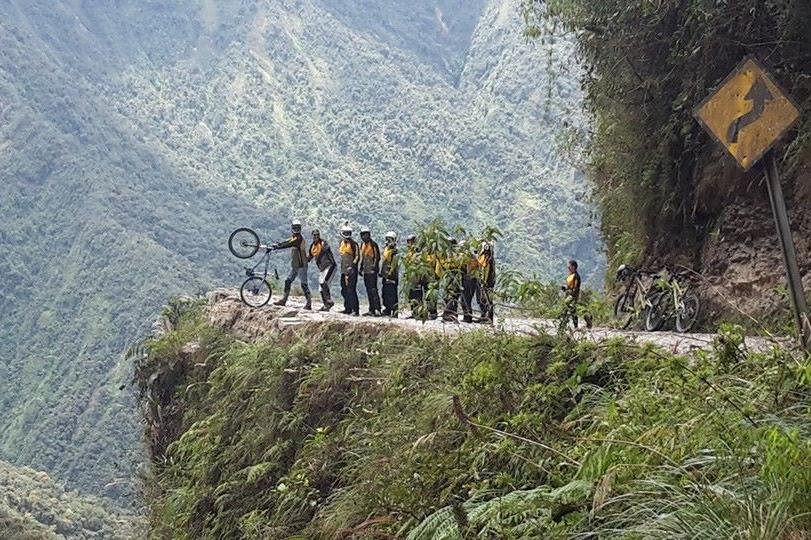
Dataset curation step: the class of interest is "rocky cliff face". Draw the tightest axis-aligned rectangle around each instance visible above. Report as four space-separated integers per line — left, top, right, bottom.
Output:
652 152 811 324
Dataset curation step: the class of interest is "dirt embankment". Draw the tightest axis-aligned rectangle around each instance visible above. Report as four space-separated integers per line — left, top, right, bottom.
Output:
650 153 811 323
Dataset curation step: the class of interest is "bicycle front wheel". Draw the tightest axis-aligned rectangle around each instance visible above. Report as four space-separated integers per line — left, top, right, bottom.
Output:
612 292 636 330
229 228 260 259
675 294 700 333
645 292 669 332
240 276 272 308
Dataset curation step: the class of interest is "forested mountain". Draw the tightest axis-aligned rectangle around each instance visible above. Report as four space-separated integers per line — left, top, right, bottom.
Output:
0 0 601 506
0 460 139 538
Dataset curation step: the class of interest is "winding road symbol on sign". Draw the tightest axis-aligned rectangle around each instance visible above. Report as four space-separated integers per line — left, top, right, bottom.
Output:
694 56 799 171
726 76 774 144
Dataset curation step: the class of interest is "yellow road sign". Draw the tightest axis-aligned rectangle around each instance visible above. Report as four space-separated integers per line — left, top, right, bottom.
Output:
694 56 800 171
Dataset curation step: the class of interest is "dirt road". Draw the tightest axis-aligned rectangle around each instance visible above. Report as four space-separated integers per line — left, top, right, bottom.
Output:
205 290 785 355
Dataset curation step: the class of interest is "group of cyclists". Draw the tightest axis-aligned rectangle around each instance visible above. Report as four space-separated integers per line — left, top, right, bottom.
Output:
262 219 587 326
267 220 499 323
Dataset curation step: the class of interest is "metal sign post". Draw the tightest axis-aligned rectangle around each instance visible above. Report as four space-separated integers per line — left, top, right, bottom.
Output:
764 151 811 349
695 56 808 350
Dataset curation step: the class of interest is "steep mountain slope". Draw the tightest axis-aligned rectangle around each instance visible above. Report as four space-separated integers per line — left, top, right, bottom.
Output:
0 459 138 539
135 295 810 538
106 0 598 274
0 0 601 504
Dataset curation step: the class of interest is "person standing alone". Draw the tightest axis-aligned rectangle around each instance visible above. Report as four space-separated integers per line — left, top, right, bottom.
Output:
339 224 360 316
359 227 382 316
563 259 582 328
380 231 400 317
308 229 337 311
272 220 311 310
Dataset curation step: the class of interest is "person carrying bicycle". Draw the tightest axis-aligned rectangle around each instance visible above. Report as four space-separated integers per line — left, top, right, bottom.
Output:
339 224 360 316
272 220 311 310
308 229 337 312
562 259 582 328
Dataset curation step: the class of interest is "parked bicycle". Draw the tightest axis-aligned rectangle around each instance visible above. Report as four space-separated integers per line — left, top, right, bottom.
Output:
611 264 661 329
645 268 701 333
228 228 279 308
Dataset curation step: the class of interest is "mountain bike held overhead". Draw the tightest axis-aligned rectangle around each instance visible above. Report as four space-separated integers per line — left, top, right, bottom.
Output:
228 227 279 308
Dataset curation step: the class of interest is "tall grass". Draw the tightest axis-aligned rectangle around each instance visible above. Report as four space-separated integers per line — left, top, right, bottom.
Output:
137 310 811 538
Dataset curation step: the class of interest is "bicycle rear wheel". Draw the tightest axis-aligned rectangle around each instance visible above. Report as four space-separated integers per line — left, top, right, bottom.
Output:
229 228 260 259
612 292 636 329
675 294 700 333
645 292 669 332
240 276 272 307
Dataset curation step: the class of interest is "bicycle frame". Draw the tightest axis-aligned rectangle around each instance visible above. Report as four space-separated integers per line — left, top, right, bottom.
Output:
623 272 657 316
246 247 273 280
670 276 690 314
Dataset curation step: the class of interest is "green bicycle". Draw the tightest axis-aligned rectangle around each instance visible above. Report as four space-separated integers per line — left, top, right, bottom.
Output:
645 269 701 333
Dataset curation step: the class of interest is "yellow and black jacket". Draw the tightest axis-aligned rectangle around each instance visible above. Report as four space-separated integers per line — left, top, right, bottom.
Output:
478 253 496 288
360 240 381 275
339 238 360 275
275 233 308 269
380 245 399 281
566 271 581 301
309 239 336 272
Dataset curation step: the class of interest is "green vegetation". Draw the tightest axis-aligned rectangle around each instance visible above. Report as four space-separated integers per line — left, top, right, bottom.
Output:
0 460 140 539
524 0 811 271
138 300 810 538
0 0 601 504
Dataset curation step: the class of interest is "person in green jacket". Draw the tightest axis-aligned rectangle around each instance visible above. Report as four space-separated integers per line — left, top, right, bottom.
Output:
272 220 311 310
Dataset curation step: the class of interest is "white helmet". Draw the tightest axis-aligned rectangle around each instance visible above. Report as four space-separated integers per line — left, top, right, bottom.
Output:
291 219 302 232
341 223 352 237
360 226 371 235
385 231 397 241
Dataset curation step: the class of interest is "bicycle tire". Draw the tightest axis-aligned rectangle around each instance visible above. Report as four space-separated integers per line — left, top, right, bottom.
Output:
240 276 272 308
612 292 635 330
229 228 260 259
675 293 700 333
645 292 669 332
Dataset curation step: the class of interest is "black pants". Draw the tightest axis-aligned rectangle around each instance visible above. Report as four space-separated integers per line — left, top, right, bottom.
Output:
408 283 423 308
565 296 579 328
479 286 494 321
443 282 460 318
382 279 398 315
462 277 478 321
363 272 381 313
341 272 359 314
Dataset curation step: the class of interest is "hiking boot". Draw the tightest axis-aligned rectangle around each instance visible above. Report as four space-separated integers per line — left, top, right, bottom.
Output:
381 309 391 317
362 311 374 317
319 302 334 312
273 297 288 307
